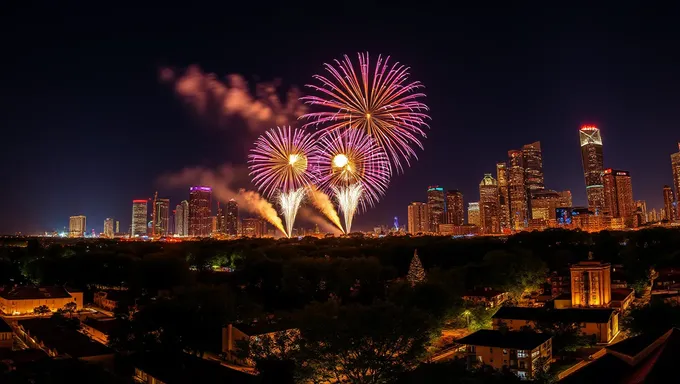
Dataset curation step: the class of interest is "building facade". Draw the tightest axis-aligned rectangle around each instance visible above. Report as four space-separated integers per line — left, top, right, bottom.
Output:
663 185 675 221
174 203 185 236
530 190 569 221
672 143 680 217
507 149 527 230
446 190 464 225
427 186 446 233
602 169 635 227
496 162 511 231
522 141 544 192
407 202 429 234
189 186 212 237
103 218 114 238
225 199 239 236
69 215 86 238
468 202 481 227
153 198 170 237
242 218 266 238
580 125 605 213
479 174 500 234
570 260 612 308
131 200 148 237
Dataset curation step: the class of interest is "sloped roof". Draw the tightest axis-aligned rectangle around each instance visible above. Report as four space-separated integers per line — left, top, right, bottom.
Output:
0 286 72 300
493 306 615 324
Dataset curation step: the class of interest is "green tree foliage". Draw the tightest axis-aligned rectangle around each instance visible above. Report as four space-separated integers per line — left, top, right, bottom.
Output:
33 305 50 316
624 299 680 336
528 321 594 354
407 250 426 287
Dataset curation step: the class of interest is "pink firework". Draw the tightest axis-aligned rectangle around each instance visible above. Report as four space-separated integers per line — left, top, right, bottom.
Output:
315 128 391 209
248 126 318 198
301 52 430 173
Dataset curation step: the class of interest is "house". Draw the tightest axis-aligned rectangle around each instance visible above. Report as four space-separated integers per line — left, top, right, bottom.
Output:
457 329 552 380
0 286 83 315
131 351 257 384
222 322 300 365
462 288 509 308
610 288 635 311
0 317 13 349
81 318 120 345
93 290 130 312
492 306 619 344
560 328 680 383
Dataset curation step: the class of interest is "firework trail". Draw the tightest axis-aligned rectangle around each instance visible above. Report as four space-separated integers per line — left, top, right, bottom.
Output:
239 189 287 237
307 186 344 233
301 52 430 173
315 128 390 233
249 126 318 237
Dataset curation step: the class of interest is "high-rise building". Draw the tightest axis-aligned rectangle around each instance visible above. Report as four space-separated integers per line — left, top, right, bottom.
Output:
479 174 500 234
468 202 481 227
115 220 120 234
103 218 114 238
530 190 565 221
602 169 635 227
648 208 658 223
579 125 605 213
672 143 680 213
557 191 573 208
131 200 148 237
522 141 544 191
153 198 170 237
216 203 225 234
189 186 212 237
635 200 647 226
226 199 238 236
663 185 675 221
211 216 218 234
446 190 464 225
242 218 265 238
496 162 511 231
174 200 189 236
427 186 446 232
570 260 611 308
69 215 86 238
407 202 429 234
507 149 527 230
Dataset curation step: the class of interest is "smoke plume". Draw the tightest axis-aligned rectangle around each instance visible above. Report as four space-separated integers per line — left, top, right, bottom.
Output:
307 186 345 233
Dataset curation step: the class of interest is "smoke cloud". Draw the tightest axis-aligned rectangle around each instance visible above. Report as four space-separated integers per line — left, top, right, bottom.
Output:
307 186 344 233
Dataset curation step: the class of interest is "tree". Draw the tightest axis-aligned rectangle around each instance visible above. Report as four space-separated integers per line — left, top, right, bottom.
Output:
407 250 426 287
63 301 77 318
529 320 594 354
33 305 51 316
624 299 680 336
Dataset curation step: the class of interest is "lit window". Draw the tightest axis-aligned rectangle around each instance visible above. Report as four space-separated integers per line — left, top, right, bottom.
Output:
516 371 528 380
517 350 528 358
503 349 508 355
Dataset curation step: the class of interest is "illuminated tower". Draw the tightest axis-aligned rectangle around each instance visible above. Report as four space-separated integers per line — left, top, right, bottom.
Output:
446 190 464 225
174 200 189 237
153 198 170 237
570 259 611 308
407 202 429 234
602 169 635 226
467 202 481 227
522 141 544 191
215 202 225 234
636 200 647 225
479 174 500 234
103 218 114 238
189 186 212 237
131 200 148 237
663 185 675 221
580 125 605 213
69 215 86 238
672 143 680 214
226 199 238 236
496 162 510 231
427 186 446 232
507 149 527 230
242 218 265 238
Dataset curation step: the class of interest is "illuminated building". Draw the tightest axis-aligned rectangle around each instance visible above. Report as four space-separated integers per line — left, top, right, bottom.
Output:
558 191 572 208
663 185 675 221
672 143 680 212
427 186 446 232
468 202 481 227
530 190 572 221
115 220 120 234
602 169 635 227
216 203 225 234
69 215 86 238
131 200 148 237
174 201 188 236
496 162 510 231
522 141 544 191
407 202 429 234
226 199 238 236
103 218 114 239
556 207 573 225
580 125 605 212
479 174 500 234
438 224 479 236
189 186 212 237
648 208 658 223
446 190 464 225
242 218 265 237
507 149 527 230
635 200 647 225
153 198 170 237
570 259 611 308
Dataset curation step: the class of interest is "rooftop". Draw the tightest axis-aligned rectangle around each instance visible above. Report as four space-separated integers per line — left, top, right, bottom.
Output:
131 351 256 384
0 286 73 300
83 318 120 335
457 329 551 350
19 318 113 358
611 288 635 302
492 306 615 324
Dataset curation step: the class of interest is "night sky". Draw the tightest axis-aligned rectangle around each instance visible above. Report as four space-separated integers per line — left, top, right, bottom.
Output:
2 3 680 234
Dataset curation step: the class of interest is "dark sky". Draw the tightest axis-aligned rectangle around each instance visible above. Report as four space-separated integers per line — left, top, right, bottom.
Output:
2 2 680 234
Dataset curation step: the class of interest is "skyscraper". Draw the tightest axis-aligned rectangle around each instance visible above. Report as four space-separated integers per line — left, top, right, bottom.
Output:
115 220 120 234
479 174 500 234
189 186 212 237
103 218 114 238
225 199 239 236
174 201 189 236
579 125 605 213
407 202 429 234
522 141 544 191
69 215 86 238
602 169 635 226
153 198 170 237
663 185 675 221
446 190 464 225
496 162 510 231
467 202 481 227
131 200 148 237
507 149 527 230
672 143 680 212
216 202 225 234
427 186 446 232
636 200 648 225
530 190 565 221
242 218 266 237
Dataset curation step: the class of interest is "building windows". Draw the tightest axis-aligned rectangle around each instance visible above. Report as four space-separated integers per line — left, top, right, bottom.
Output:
517 350 528 358
516 371 528 380
503 349 508 355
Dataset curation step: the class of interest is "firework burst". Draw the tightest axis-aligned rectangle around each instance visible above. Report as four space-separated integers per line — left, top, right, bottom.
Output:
301 52 430 173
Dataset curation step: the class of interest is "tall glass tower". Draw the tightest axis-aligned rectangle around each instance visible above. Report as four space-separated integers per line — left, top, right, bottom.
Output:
579 125 605 213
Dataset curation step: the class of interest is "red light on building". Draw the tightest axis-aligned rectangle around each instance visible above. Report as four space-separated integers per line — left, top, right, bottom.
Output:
580 125 598 131
133 199 147 203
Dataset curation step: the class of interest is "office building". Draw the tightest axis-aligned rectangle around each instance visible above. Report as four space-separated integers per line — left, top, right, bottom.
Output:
407 202 429 234
242 218 266 238
189 186 212 237
522 141 544 191
648 208 658 223
468 202 481 227
225 199 238 236
508 149 527 230
673 143 680 215
635 200 647 226
579 125 605 213
570 260 611 308
115 220 120 234
427 186 446 232
174 201 188 237
216 203 225 234
479 174 500 234
530 190 571 221
446 190 464 225
103 218 114 238
496 162 510 231
131 200 148 237
558 190 573 208
602 169 635 227
153 198 170 237
663 185 675 221
69 215 86 238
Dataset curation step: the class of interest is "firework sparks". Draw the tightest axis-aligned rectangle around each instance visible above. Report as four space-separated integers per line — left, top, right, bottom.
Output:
333 184 363 233
278 187 306 237
307 186 344 233
301 52 430 172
